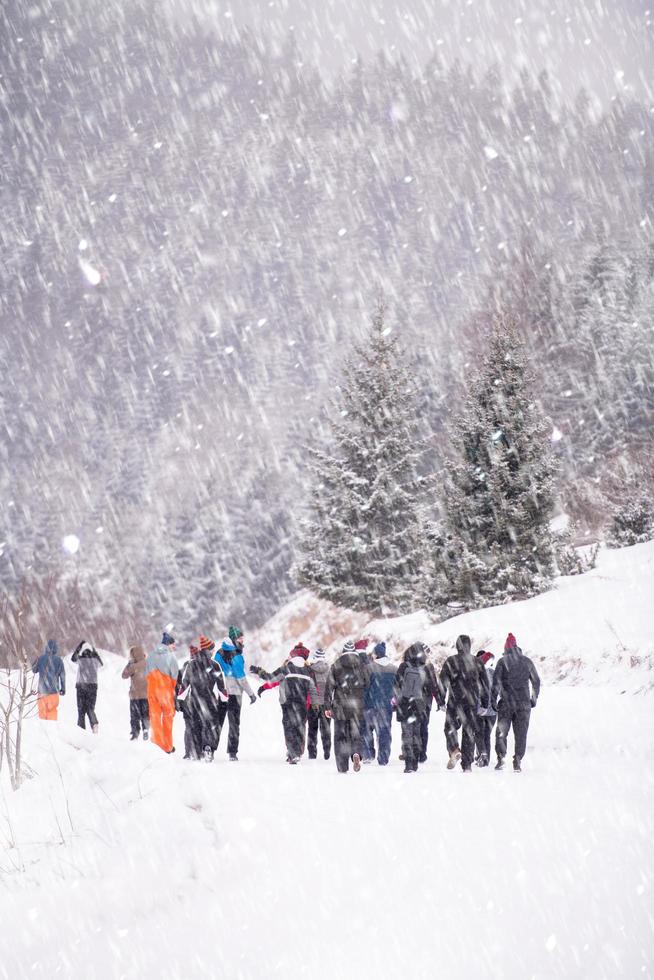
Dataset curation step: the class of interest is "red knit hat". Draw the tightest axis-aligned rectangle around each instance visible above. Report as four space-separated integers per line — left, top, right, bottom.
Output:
291 642 310 660
504 633 517 651
354 638 370 651
199 635 215 653
478 651 494 665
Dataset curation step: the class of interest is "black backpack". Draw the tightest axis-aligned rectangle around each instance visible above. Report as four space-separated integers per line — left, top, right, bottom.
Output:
400 664 425 702
335 656 366 698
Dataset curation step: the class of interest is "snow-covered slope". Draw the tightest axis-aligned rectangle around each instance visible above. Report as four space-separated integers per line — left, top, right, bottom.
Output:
256 541 654 689
1 544 653 979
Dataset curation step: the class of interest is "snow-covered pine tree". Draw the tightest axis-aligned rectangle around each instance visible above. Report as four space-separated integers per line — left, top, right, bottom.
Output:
294 303 429 614
436 314 557 605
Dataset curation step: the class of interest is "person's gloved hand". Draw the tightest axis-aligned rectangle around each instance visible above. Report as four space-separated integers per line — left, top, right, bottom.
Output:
257 684 267 698
324 709 333 720
390 697 398 708
249 665 260 675
530 697 537 708
249 694 257 705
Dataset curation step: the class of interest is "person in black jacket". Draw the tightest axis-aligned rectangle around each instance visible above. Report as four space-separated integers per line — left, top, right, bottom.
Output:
394 643 432 773
439 635 489 772
415 644 445 763
475 650 497 767
177 641 228 761
491 633 541 772
324 640 369 773
251 643 318 764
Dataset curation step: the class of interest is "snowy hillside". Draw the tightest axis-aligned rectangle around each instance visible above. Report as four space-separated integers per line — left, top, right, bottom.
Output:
255 540 654 688
1 543 653 979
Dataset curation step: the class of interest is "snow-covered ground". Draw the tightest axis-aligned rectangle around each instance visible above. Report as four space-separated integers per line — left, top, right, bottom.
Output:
2 544 653 979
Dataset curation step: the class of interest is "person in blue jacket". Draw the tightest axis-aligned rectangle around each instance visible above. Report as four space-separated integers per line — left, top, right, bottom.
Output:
362 643 396 765
212 626 256 761
32 640 66 720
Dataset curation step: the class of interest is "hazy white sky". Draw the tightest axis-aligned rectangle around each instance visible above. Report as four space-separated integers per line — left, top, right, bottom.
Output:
182 0 653 103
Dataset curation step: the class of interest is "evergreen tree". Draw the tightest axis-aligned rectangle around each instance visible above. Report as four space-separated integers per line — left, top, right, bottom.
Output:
295 304 429 614
434 314 557 605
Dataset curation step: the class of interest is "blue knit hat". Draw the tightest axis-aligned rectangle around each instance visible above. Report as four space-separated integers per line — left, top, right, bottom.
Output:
373 642 386 659
161 631 175 646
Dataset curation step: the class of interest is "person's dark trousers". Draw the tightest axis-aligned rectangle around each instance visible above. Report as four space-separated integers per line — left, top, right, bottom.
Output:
130 698 150 737
419 704 432 763
216 695 242 755
282 701 308 759
333 717 363 773
307 706 331 759
185 702 220 759
495 704 531 760
368 706 393 765
401 717 422 771
76 685 98 729
444 701 477 769
361 708 376 760
476 715 495 760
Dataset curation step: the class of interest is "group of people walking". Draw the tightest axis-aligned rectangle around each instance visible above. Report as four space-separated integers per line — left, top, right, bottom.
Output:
31 626 541 774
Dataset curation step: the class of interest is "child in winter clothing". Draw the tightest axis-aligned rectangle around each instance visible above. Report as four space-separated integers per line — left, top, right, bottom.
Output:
145 632 179 753
440 635 489 772
122 645 150 739
177 640 228 761
212 629 256 760
394 643 429 773
491 634 541 772
251 643 318 763
32 640 66 720
307 648 331 760
362 643 396 765
475 651 496 766
71 641 103 732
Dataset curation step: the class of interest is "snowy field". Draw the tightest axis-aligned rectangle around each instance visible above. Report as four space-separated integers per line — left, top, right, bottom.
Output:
1 679 653 978
2 545 654 979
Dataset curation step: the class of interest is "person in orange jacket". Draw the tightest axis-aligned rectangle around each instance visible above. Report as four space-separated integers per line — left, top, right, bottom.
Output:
145 631 179 753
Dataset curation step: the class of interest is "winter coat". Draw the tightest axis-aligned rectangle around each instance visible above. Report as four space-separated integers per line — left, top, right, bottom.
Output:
364 657 397 712
255 655 318 705
213 641 255 699
32 642 66 696
439 637 489 710
308 660 330 707
394 645 429 722
177 651 227 711
477 666 497 717
325 653 369 721
145 644 179 682
491 648 541 710
121 645 148 699
72 642 103 686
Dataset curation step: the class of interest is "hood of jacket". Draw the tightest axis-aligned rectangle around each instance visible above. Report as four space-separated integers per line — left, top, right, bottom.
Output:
374 656 393 668
456 635 472 657
404 643 423 666
129 645 146 662
44 639 58 657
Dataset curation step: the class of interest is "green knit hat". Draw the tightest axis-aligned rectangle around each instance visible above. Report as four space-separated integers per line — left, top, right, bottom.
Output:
228 625 243 644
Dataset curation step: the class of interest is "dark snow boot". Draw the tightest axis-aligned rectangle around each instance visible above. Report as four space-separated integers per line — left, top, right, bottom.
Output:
404 763 414 773
324 751 330 760
229 754 238 762
352 753 361 772
202 746 214 763
447 748 462 770
130 733 138 741
495 757 505 771
143 731 149 741
513 756 522 773
462 765 472 773
477 754 489 768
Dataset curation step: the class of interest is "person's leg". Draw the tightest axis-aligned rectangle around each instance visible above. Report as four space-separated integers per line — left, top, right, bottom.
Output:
226 696 242 756
49 694 60 720
495 705 512 762
215 698 228 748
333 719 349 772
130 700 141 738
307 707 319 758
487 715 496 759
361 708 375 761
38 696 48 720
513 707 531 761
377 708 392 765
445 702 462 757
461 707 476 769
147 676 163 749
419 705 431 762
76 687 86 729
291 703 307 759
319 707 332 759
87 685 98 729
350 717 363 765
135 698 149 737
161 686 175 753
